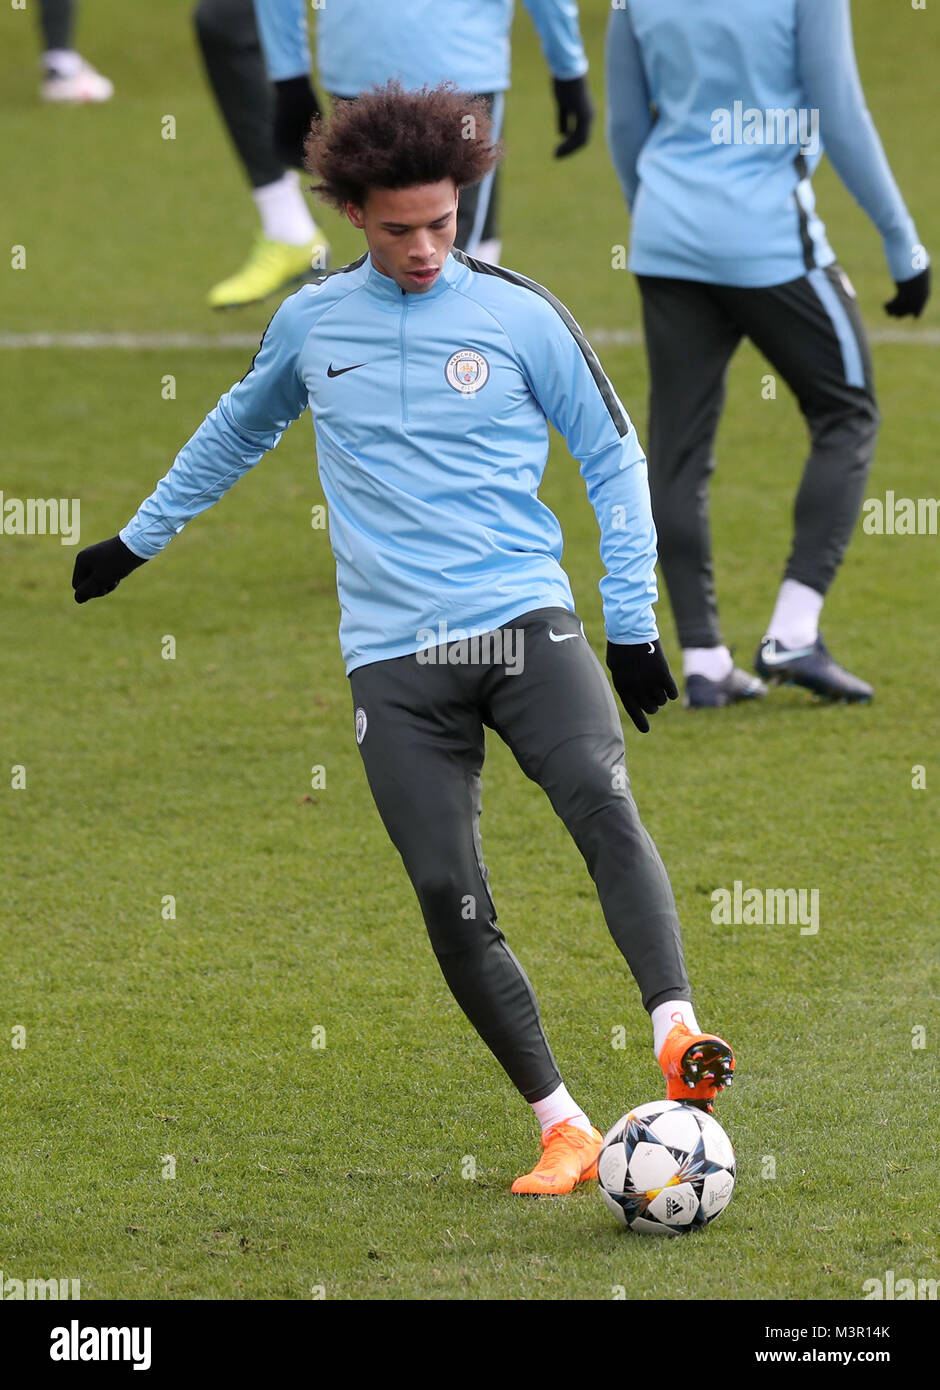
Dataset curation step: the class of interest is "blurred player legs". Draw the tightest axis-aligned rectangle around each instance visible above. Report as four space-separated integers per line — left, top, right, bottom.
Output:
638 267 879 700
193 0 330 308
37 0 113 103
454 92 503 260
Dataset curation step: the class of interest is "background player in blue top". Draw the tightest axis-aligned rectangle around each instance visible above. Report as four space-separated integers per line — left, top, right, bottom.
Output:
71 83 735 1194
254 0 594 264
607 0 930 708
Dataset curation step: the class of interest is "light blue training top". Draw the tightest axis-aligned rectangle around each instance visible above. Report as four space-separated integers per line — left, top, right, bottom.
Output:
253 0 588 94
121 251 659 673
605 0 925 288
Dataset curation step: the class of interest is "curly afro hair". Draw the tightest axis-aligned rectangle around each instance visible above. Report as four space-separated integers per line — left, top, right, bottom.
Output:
305 81 504 211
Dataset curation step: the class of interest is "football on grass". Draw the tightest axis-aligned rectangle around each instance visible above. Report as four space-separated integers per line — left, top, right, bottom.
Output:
597 1100 735 1234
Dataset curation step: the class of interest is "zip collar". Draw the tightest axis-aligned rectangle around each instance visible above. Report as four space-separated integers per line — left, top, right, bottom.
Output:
363 250 464 305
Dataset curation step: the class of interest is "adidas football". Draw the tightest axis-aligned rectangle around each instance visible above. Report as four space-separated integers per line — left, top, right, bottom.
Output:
597 1100 735 1234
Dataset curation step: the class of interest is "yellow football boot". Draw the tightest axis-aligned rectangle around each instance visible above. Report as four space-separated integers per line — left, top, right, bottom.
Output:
207 232 330 309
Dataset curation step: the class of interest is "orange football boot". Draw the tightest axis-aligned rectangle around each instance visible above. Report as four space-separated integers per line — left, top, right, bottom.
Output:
658 1022 735 1114
511 1121 604 1194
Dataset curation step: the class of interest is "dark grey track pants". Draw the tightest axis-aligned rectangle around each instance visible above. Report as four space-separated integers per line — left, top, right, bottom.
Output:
38 0 73 51
348 606 690 1103
195 0 284 190
637 265 880 649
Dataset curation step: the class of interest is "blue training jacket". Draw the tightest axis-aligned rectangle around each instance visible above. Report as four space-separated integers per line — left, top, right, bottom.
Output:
606 0 925 288
120 252 659 674
253 0 588 94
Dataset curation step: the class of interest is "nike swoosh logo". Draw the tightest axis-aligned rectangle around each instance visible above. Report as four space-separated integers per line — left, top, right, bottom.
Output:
327 362 366 378
548 629 580 643
760 641 815 666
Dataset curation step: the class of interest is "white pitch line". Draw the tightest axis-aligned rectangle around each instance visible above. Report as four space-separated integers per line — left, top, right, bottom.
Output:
0 327 937 349
593 327 940 347
0 332 263 350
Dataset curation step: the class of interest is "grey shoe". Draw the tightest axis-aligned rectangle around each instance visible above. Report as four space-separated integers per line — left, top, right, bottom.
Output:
755 634 873 702
685 666 767 709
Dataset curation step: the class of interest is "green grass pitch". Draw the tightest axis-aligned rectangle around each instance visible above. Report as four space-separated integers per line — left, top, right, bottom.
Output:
1 0 937 1300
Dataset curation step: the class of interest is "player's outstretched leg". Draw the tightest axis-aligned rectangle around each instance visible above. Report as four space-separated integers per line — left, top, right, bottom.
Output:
349 648 602 1193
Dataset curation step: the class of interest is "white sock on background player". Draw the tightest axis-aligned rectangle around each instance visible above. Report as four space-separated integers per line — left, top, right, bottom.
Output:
42 49 82 77
252 170 318 246
682 645 733 681
531 1081 593 1135
651 1000 701 1059
766 578 823 649
474 237 502 265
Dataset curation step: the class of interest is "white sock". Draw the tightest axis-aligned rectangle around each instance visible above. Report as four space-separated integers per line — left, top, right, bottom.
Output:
766 578 823 650
683 645 733 681
252 171 318 247
651 1000 700 1060
474 237 502 265
42 49 82 78
531 1082 593 1135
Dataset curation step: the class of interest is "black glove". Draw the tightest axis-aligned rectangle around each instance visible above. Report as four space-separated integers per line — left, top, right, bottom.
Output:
884 265 931 319
72 535 148 604
552 75 594 158
606 639 678 734
273 74 322 169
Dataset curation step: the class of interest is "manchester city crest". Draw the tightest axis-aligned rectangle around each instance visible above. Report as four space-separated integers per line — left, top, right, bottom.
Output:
445 349 490 394
354 707 368 744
